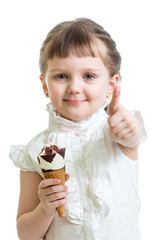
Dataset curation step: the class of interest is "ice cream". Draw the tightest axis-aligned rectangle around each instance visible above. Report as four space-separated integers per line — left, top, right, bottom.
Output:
37 144 66 218
38 144 65 172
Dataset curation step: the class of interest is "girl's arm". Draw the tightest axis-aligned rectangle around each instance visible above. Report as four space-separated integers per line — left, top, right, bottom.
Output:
17 171 53 240
17 170 68 240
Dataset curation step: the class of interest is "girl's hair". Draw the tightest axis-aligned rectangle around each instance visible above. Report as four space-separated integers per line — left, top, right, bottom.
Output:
39 18 121 77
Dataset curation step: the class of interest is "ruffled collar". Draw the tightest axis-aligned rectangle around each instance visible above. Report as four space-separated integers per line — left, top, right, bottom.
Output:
47 101 108 132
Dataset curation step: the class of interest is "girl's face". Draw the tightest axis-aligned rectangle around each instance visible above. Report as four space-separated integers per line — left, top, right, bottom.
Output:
41 55 118 121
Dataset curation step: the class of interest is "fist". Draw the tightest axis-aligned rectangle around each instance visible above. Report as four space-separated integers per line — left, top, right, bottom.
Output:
38 174 69 216
106 85 141 148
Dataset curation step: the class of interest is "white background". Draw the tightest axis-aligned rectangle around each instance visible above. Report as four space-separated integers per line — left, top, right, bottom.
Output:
0 0 160 239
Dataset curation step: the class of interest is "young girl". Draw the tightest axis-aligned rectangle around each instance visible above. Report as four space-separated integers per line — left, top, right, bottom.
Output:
10 18 146 240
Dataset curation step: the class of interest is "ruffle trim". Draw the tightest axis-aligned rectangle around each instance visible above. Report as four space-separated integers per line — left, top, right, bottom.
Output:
48 131 111 225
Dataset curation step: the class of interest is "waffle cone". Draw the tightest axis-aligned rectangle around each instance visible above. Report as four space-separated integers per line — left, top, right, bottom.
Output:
43 167 65 218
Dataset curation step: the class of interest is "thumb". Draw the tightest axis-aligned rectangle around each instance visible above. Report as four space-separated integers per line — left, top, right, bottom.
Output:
65 173 70 182
107 85 121 116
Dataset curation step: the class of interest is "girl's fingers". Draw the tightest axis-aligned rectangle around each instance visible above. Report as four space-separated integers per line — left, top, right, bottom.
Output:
41 196 68 215
107 115 123 128
47 191 68 202
42 190 68 202
65 174 70 182
110 120 127 134
115 128 132 139
40 178 61 189
54 197 68 208
38 175 69 213
38 177 69 214
42 185 68 196
121 132 135 140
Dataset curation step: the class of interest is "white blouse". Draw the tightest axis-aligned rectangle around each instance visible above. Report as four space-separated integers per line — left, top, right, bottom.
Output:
10 103 145 240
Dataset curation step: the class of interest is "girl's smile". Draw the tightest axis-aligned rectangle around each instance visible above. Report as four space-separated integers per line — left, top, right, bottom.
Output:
63 99 86 104
41 55 118 121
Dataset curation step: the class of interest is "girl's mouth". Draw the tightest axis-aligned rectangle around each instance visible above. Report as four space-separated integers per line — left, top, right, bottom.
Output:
64 99 86 104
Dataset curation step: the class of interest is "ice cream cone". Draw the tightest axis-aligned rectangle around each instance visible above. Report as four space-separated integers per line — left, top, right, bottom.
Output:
38 144 66 218
43 167 65 218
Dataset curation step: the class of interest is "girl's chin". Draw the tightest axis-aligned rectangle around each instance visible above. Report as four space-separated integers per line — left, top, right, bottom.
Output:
60 111 91 122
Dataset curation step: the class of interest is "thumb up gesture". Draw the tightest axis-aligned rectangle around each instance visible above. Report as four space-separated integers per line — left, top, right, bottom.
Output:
106 85 142 150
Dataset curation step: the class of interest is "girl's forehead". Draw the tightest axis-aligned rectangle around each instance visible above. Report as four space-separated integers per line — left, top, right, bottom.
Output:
69 39 107 58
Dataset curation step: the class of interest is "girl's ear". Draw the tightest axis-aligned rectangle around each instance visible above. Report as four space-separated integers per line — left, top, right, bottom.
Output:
107 74 119 97
40 74 49 98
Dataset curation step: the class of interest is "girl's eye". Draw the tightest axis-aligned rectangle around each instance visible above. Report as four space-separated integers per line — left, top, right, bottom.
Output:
56 74 68 80
84 74 95 80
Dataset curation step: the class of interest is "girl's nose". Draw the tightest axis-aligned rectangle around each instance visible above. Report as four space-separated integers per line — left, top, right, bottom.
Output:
66 79 82 94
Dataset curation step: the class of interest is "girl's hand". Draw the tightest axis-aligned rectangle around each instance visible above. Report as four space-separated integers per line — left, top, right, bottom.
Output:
38 174 69 216
106 85 142 149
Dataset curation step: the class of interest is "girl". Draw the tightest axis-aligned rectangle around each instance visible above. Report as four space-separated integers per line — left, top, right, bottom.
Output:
10 18 146 240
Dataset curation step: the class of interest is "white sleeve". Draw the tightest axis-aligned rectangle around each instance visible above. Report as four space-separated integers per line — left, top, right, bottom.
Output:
9 145 36 172
130 110 147 145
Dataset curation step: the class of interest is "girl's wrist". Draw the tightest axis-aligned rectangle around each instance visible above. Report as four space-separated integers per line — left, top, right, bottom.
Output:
39 202 56 218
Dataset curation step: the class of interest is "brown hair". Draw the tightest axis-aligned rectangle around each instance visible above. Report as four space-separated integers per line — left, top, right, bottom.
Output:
39 18 121 77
